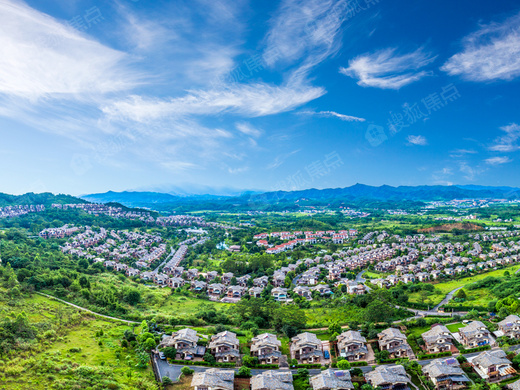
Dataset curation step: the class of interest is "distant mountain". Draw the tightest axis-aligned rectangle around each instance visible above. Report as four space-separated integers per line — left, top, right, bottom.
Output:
0 192 86 207
246 184 520 203
81 184 520 211
81 191 182 206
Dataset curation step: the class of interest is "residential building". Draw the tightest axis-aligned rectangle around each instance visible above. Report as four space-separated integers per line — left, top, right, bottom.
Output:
468 350 516 382
422 325 456 353
208 331 240 363
160 328 199 359
272 287 289 301
250 333 282 365
336 331 368 361
291 332 323 363
498 315 520 339
310 369 354 390
377 328 413 358
251 371 293 390
423 358 470 390
459 321 492 348
191 369 235 390
364 365 410 390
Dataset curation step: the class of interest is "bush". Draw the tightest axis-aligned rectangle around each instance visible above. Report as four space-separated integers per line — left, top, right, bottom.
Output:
181 366 195 375
418 351 452 360
237 366 252 377
458 345 491 354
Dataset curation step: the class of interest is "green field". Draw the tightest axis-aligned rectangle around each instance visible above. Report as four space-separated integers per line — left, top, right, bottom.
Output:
446 322 466 332
408 265 520 306
1 293 156 390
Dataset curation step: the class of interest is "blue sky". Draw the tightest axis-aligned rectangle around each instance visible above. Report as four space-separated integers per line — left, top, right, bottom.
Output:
1 0 520 195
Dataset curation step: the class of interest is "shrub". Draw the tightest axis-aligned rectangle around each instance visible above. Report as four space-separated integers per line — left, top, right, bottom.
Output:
181 366 194 375
237 366 252 377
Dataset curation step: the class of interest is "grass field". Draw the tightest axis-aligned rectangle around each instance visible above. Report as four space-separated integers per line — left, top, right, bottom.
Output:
446 322 466 332
407 265 520 306
1 294 156 390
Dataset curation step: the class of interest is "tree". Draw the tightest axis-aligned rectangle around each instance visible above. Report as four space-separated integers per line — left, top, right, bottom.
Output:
238 366 252 377
162 346 177 359
143 337 156 351
297 368 309 378
337 360 351 370
181 366 194 376
363 300 394 323
203 352 216 364
455 289 467 299
328 322 341 335
124 289 141 306
242 355 259 367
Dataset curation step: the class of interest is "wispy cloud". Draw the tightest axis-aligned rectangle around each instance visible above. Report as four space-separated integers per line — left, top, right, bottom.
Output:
339 47 436 89
0 0 139 101
441 12 520 82
235 122 262 137
298 110 365 122
102 83 325 121
266 149 301 169
263 0 344 67
450 149 478 158
485 156 512 165
489 123 520 152
407 135 428 145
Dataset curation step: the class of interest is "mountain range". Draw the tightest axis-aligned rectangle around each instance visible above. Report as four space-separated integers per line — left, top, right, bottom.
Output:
80 184 520 211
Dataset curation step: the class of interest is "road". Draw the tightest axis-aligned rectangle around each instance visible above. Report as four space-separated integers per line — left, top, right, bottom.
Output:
155 344 520 382
355 270 371 291
35 292 141 324
152 246 176 274
433 287 464 311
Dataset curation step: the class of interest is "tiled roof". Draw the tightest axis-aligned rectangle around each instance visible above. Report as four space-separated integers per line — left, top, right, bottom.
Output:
310 369 353 390
251 370 293 390
191 369 234 390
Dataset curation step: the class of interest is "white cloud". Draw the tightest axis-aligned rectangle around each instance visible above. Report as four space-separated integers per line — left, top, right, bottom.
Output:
263 0 343 66
339 47 436 89
235 122 262 137
407 135 428 146
485 156 512 165
441 12 520 82
102 82 325 121
489 123 520 152
0 0 139 100
298 110 365 122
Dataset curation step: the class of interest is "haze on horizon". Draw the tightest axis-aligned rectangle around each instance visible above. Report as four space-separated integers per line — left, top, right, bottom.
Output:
1 0 520 196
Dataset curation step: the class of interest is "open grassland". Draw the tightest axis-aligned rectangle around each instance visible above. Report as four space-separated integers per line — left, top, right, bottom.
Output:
407 265 520 306
1 293 156 390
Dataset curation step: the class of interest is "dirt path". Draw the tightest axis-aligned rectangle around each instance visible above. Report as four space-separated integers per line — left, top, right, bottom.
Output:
36 292 141 324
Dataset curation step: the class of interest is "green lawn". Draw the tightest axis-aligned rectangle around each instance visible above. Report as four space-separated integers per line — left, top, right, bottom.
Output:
446 322 466 332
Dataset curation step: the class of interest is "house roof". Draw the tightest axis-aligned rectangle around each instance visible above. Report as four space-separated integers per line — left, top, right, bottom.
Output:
337 331 367 346
472 350 511 369
291 332 322 348
423 359 469 381
251 333 281 351
499 315 520 328
460 321 489 338
191 369 234 390
365 365 409 387
310 369 353 390
209 331 239 349
173 328 199 344
251 370 293 390
422 325 453 344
